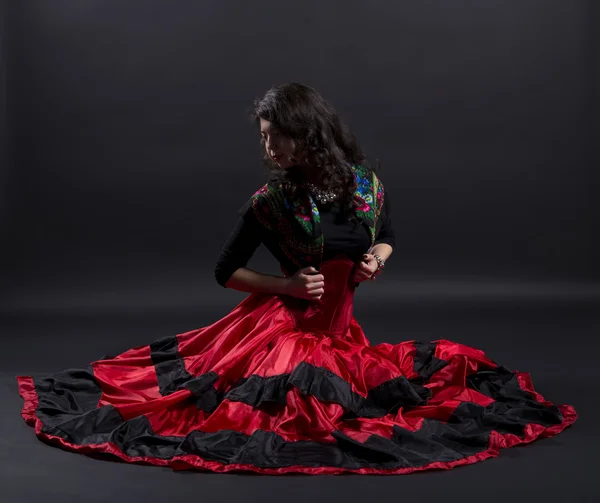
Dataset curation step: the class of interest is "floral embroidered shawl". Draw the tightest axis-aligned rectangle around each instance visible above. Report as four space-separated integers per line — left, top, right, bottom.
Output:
249 164 384 270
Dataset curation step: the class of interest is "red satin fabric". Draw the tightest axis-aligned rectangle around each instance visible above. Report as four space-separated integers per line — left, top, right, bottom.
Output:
16 255 578 474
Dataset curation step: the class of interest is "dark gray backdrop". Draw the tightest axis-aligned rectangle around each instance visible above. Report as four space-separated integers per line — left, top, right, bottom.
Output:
0 2 598 502
1 0 598 313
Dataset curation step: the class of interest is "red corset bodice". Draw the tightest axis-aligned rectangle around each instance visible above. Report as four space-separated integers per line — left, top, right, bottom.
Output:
280 255 358 338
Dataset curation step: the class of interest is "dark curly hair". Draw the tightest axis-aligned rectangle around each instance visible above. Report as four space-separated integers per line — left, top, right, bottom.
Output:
249 82 378 224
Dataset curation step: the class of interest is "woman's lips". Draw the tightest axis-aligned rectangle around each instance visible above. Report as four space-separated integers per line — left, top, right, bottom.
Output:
272 155 283 161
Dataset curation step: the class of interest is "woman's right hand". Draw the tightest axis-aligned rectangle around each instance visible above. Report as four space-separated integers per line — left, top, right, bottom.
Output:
283 266 325 300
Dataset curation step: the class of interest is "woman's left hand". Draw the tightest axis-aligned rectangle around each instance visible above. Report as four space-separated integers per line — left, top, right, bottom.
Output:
353 254 379 283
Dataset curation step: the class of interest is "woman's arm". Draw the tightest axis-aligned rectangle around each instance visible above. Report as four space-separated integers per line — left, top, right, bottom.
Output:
369 188 395 261
214 207 291 294
368 243 393 261
223 267 291 295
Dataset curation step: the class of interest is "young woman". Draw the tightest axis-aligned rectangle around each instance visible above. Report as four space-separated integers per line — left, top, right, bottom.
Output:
17 83 577 475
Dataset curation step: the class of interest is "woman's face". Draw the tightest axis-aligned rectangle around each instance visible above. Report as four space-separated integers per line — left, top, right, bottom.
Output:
259 118 305 169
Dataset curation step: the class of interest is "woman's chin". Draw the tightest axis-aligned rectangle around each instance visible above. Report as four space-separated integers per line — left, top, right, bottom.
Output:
268 158 297 170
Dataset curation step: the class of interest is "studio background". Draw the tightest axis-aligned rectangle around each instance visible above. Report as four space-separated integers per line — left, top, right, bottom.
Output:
0 2 598 503
1 0 598 315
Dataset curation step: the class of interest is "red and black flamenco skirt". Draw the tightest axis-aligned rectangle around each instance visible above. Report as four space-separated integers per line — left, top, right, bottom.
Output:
17 256 577 475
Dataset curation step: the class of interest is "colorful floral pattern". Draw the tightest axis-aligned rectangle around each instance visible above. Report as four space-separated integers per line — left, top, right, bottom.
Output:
251 164 384 269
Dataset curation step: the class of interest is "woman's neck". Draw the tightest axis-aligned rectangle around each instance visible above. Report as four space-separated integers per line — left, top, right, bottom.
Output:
299 164 325 187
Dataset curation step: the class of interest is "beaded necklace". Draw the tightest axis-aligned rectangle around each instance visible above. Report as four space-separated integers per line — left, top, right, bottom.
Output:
305 182 339 204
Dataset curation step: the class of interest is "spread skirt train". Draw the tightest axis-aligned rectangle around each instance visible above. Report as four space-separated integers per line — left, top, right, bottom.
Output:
16 256 577 475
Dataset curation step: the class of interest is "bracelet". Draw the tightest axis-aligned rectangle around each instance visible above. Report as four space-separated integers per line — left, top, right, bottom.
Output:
370 254 385 280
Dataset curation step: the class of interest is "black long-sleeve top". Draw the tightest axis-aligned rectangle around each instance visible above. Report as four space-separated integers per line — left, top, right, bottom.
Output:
214 191 395 288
